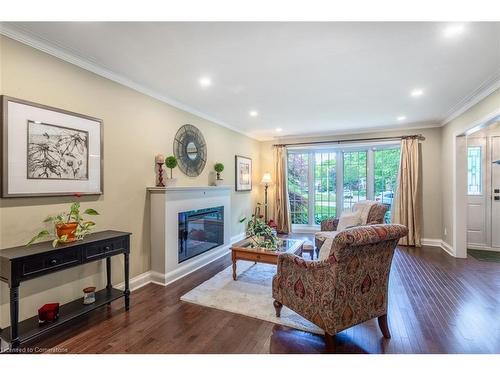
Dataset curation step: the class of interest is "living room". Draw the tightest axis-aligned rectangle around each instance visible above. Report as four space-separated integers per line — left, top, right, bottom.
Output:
0 1 499 372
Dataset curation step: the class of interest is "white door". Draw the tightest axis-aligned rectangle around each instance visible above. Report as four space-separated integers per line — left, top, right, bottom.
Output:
466 137 487 247
491 137 500 248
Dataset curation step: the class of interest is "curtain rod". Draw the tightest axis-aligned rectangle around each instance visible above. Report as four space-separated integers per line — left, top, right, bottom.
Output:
273 134 425 147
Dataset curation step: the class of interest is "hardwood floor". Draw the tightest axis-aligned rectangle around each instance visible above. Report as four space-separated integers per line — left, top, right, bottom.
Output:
19 238 500 354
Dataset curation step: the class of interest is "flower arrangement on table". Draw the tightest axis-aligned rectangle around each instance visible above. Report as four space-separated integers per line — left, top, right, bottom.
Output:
239 204 281 250
27 193 100 247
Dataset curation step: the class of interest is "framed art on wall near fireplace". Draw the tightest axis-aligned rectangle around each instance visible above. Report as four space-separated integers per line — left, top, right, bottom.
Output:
1 96 103 197
235 155 252 191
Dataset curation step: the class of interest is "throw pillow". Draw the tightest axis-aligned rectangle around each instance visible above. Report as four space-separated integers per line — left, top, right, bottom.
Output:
337 210 362 231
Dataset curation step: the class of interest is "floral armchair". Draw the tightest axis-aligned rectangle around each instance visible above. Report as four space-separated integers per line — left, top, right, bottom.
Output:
315 202 388 250
272 224 408 343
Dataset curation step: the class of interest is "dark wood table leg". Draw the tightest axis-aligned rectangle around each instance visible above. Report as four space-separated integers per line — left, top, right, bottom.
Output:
124 253 130 311
10 284 20 351
106 257 112 305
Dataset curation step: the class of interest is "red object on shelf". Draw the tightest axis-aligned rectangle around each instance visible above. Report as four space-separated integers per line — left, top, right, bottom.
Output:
38 303 60 324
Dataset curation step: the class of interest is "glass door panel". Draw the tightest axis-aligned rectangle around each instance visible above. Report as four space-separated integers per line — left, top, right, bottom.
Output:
343 151 367 211
314 152 336 224
374 148 400 222
287 152 309 224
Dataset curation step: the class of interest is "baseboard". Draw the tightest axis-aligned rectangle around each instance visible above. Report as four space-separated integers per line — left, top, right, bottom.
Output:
421 238 455 257
115 271 153 292
467 244 500 252
116 232 246 291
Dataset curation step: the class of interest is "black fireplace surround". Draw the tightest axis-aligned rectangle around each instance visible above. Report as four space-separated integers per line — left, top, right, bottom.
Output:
178 206 224 263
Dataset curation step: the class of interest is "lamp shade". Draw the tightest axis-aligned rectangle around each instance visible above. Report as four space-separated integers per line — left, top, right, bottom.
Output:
261 172 272 185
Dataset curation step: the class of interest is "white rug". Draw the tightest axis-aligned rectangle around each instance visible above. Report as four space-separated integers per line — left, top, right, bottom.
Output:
180 260 323 334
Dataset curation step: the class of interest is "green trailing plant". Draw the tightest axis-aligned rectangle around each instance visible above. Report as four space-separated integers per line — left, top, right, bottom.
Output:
214 162 224 180
165 155 178 178
27 193 100 247
239 204 280 250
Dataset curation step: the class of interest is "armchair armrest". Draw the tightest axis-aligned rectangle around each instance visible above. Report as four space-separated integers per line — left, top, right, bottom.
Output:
273 253 335 323
320 217 339 231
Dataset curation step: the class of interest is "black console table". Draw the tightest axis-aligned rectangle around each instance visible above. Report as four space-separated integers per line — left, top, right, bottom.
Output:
0 230 131 350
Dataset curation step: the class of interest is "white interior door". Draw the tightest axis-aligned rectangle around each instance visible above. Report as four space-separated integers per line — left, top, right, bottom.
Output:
466 138 487 246
491 137 500 248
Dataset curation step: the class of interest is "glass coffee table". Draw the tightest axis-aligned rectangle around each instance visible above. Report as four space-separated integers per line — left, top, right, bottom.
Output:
230 237 305 280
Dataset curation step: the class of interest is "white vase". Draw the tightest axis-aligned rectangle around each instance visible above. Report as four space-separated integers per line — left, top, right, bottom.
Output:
215 179 224 186
165 177 177 187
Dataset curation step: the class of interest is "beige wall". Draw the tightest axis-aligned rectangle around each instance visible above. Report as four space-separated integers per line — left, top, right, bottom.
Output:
440 88 500 248
0 37 261 326
260 126 444 240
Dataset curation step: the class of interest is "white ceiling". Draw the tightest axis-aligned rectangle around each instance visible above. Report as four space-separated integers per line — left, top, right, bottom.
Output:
2 22 500 140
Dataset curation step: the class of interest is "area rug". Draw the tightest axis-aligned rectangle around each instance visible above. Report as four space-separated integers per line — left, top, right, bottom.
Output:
180 261 323 334
468 249 500 263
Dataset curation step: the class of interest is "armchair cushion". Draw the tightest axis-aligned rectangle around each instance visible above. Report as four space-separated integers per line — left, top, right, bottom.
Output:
337 210 362 231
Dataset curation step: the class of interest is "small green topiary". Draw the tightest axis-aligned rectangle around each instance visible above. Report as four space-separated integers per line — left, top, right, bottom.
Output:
165 156 178 178
214 162 224 179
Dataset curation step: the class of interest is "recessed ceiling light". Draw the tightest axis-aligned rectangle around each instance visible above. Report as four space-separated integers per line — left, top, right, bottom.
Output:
199 77 212 88
397 116 407 121
275 128 283 132
411 89 424 97
249 110 259 117
443 24 465 38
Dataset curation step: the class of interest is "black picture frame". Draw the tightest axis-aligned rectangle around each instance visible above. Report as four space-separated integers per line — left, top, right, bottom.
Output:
235 155 252 191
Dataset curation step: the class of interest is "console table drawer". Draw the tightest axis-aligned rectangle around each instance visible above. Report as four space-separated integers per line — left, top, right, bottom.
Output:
83 238 126 260
22 249 81 277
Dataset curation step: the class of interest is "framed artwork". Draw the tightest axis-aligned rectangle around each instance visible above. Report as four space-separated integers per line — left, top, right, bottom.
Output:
235 155 252 191
1 96 103 197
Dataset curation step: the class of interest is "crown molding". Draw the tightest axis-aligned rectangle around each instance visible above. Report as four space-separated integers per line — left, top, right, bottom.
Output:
0 23 262 141
271 121 442 141
441 70 500 126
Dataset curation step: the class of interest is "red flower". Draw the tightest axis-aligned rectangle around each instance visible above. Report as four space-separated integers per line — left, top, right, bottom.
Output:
74 192 82 198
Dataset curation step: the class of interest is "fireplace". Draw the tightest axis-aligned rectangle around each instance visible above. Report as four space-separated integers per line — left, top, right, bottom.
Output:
178 206 224 263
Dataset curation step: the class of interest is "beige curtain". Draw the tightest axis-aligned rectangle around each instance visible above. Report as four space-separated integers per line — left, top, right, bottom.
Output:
274 145 291 233
392 137 422 247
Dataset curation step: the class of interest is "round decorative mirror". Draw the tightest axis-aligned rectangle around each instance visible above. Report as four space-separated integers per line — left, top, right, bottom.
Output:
173 124 207 177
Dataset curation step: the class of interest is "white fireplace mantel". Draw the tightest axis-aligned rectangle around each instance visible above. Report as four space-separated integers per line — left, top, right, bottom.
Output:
147 185 234 286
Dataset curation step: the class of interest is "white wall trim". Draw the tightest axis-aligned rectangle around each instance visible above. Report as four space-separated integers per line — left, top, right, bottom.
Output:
0 23 261 142
467 244 500 252
442 71 500 126
115 233 245 291
115 271 153 292
421 238 455 257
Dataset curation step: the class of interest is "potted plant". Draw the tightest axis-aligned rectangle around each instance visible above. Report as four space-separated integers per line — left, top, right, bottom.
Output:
214 162 224 186
164 155 178 187
239 204 281 250
27 193 100 247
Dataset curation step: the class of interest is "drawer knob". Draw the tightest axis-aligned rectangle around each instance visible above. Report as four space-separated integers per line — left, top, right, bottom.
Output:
104 246 111 251
50 259 57 265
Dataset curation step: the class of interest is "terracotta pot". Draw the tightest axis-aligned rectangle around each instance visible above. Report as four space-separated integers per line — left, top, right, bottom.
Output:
56 222 78 242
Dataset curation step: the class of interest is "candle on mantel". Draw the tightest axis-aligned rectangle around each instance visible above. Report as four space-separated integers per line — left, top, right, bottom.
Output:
155 154 165 164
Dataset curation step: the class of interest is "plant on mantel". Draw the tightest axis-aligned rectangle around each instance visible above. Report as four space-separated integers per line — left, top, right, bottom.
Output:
239 203 281 250
27 193 100 247
164 155 178 187
214 162 224 186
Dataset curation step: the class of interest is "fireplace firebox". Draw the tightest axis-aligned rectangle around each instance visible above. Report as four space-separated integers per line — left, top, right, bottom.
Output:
178 206 224 263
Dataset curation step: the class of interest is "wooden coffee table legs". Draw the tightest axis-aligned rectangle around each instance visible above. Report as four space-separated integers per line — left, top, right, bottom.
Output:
232 252 237 280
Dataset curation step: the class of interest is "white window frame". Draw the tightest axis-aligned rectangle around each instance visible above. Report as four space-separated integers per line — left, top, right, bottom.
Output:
288 141 400 231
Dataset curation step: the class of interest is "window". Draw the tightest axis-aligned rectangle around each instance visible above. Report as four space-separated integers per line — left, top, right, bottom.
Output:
287 152 309 224
467 146 482 195
314 152 336 224
287 144 400 226
374 148 401 222
343 151 367 210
